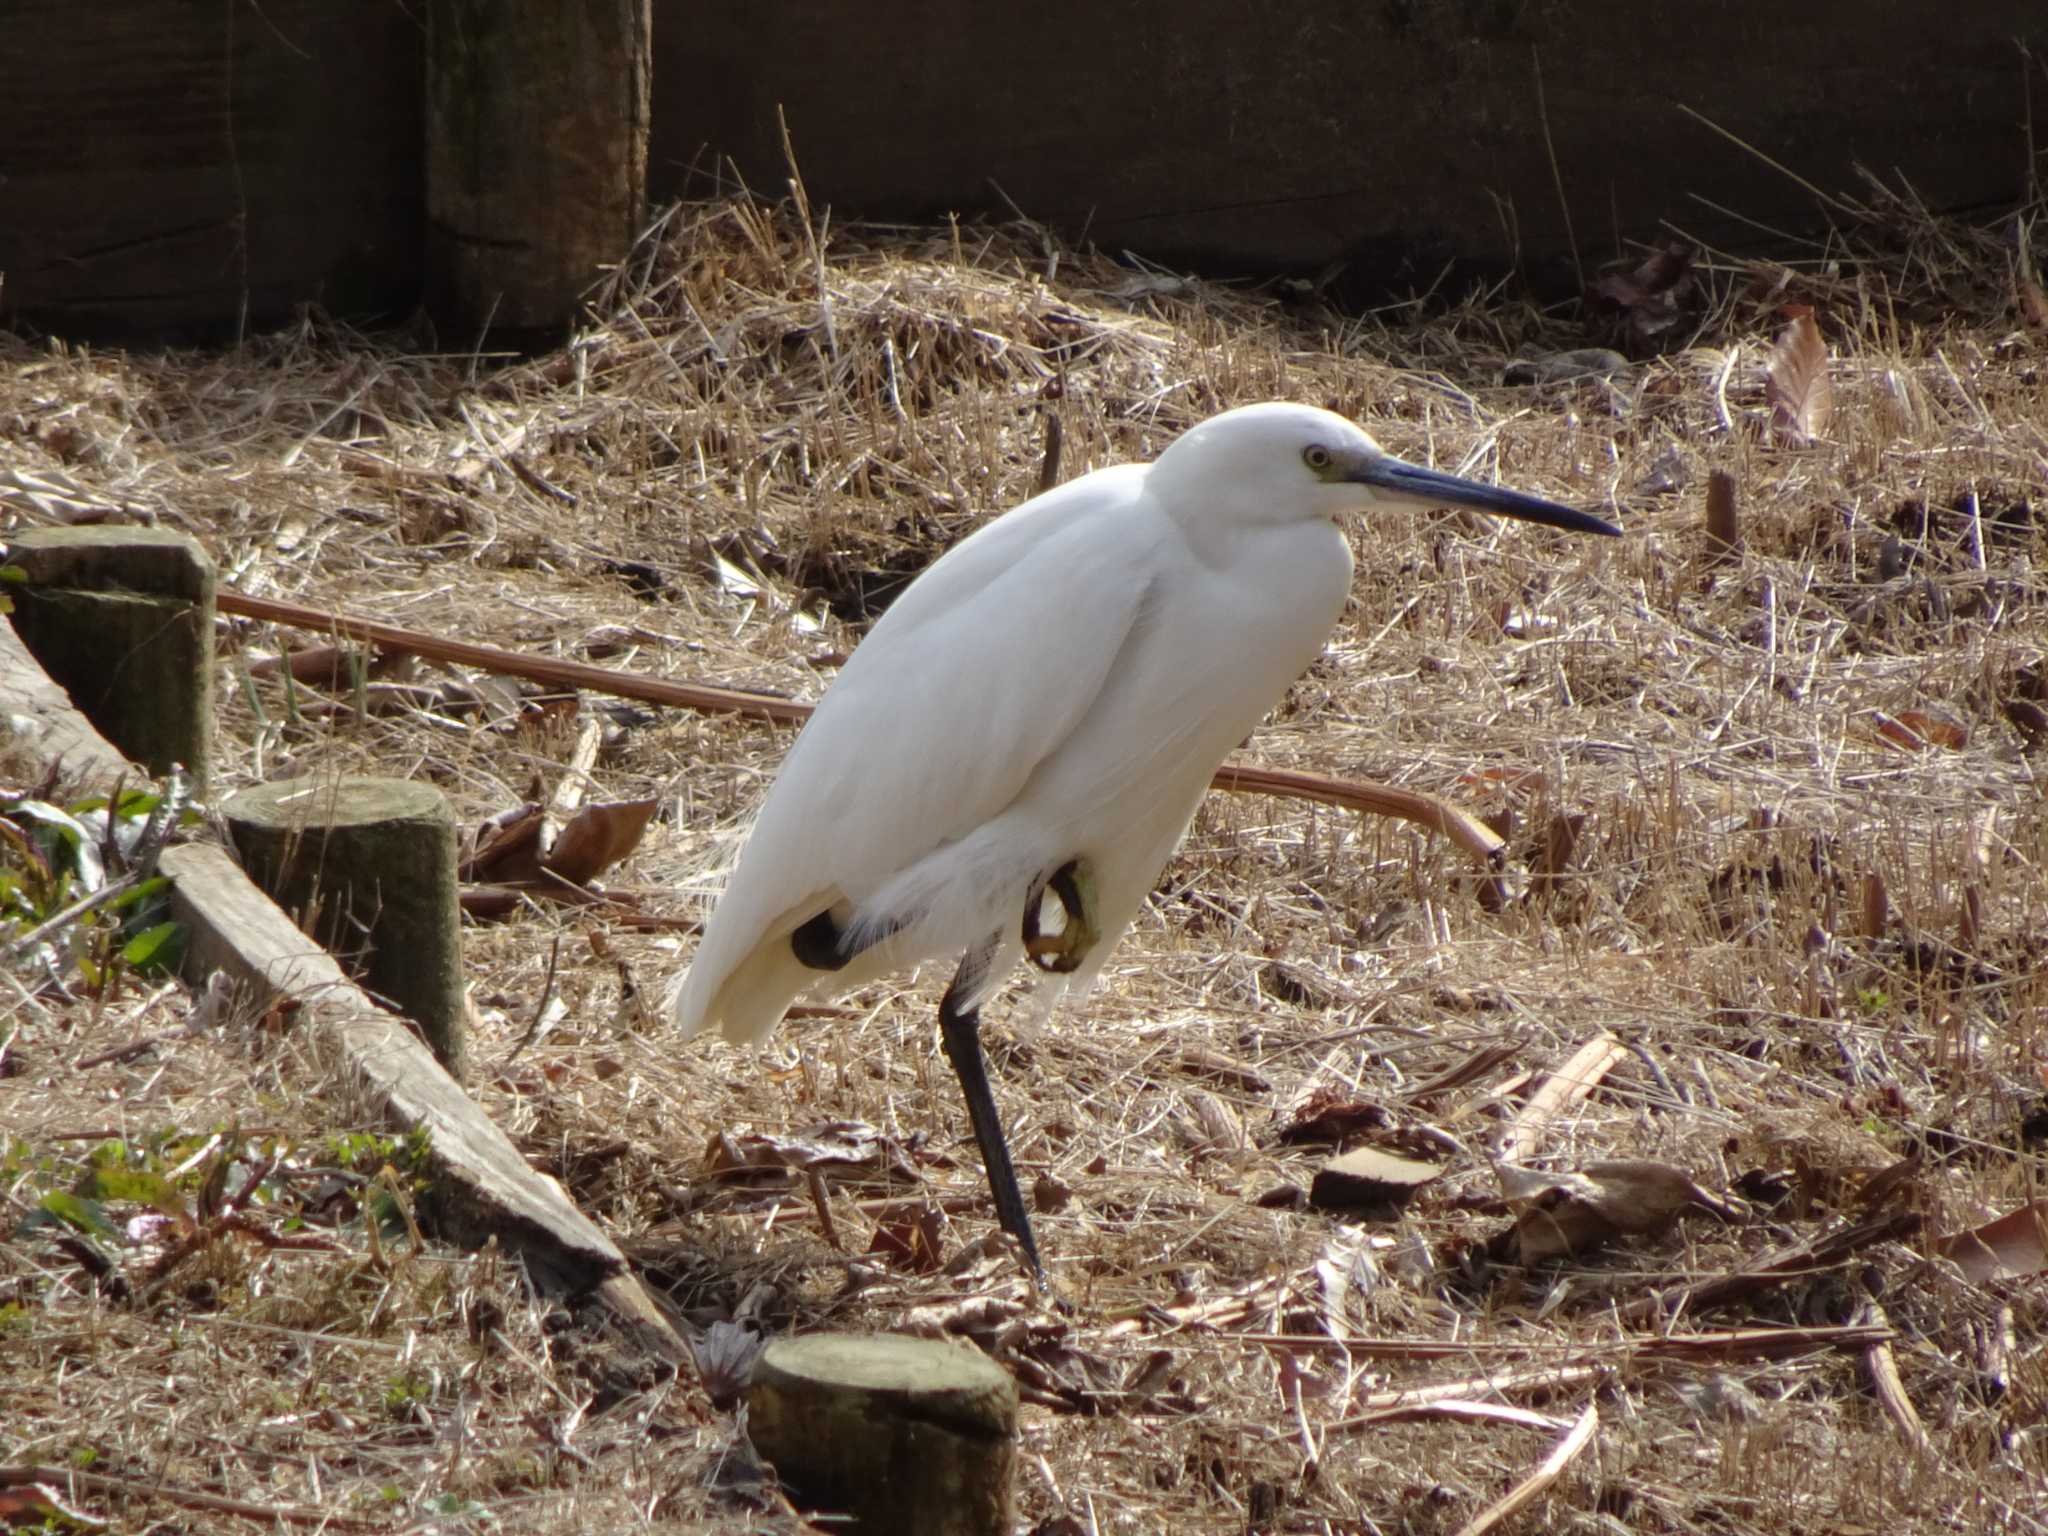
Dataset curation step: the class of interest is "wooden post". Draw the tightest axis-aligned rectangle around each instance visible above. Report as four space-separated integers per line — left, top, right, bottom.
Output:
3 526 215 792
425 0 651 341
746 1334 1018 1535
223 776 468 1079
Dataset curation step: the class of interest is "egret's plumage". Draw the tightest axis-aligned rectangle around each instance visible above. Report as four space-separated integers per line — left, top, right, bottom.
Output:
675 401 1619 1277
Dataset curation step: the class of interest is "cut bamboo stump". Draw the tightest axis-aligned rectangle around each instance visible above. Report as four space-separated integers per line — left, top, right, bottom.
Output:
425 0 651 340
224 776 467 1078
3 526 215 791
747 1334 1018 1535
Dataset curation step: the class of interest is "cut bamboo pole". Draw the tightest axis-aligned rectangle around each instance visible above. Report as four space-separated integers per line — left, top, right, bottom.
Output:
217 587 1506 864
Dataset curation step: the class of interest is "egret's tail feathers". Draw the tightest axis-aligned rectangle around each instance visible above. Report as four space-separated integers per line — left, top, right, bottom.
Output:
695 940 816 1046
673 889 843 1046
842 822 1039 968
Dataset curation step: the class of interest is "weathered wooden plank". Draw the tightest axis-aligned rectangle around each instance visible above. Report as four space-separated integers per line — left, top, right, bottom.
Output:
651 3 2043 289
425 0 651 337
0 0 422 338
5 2 2039 336
161 843 688 1360
2 604 686 1363
0 615 132 787
160 843 622 1288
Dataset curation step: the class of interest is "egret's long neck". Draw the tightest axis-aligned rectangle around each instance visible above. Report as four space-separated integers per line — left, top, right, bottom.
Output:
1140 463 1237 568
1145 477 1323 582
1142 437 1227 523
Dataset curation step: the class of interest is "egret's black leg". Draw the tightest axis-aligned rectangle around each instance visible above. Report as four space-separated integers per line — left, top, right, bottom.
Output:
938 936 1045 1283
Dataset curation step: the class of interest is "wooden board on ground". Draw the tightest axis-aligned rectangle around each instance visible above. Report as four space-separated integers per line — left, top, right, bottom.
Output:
0 617 134 789
0 613 686 1365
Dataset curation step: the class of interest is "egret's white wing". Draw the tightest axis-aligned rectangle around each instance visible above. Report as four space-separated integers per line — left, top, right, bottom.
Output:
677 464 1167 1039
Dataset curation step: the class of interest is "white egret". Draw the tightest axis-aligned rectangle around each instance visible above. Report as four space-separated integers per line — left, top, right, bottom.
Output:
675 401 1620 1278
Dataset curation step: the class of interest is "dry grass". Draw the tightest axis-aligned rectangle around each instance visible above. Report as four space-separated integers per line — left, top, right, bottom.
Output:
5 181 2048 1533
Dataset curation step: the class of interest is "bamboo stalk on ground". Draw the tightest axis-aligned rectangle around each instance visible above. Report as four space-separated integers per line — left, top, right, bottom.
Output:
217 587 1508 863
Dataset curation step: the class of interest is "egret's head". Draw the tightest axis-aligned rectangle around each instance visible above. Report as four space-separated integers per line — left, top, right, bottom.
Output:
1151 402 1621 537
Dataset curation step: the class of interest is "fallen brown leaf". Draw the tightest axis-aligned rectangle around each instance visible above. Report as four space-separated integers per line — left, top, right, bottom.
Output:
462 802 545 882
868 1201 947 1273
1939 1198 2048 1283
1586 242 1697 352
703 1120 906 1177
1873 709 1968 751
513 693 581 736
1309 1146 1444 1211
1502 1158 1739 1264
1270 1089 1392 1146
541 796 659 884
1766 312 1832 445
1592 243 1693 314
1529 810 1586 901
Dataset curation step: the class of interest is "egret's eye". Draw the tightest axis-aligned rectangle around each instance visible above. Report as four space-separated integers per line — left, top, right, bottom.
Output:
1303 444 1334 472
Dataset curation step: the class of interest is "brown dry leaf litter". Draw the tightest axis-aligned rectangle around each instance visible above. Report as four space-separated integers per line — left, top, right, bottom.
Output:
1764 309 1833 447
6 184 2048 1533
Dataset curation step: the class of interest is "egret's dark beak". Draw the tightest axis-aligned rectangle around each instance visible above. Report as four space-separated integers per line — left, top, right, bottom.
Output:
1353 456 1622 537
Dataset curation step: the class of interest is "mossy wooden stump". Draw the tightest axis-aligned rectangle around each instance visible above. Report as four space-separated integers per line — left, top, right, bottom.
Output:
224 776 466 1078
746 1333 1018 1535
4 526 215 791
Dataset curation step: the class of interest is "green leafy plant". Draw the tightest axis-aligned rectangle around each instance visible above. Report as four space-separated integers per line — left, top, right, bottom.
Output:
2 779 193 993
